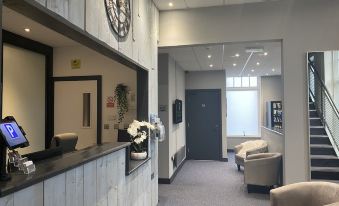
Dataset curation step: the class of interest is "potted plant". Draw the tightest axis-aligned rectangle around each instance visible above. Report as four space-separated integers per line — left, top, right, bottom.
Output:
127 120 155 160
114 84 129 123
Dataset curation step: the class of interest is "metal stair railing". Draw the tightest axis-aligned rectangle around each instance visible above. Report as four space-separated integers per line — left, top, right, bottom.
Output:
308 60 339 157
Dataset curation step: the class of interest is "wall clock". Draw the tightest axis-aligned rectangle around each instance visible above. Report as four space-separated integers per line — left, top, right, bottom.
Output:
105 0 131 38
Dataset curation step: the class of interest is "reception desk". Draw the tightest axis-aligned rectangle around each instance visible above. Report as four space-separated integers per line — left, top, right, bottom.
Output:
0 141 158 206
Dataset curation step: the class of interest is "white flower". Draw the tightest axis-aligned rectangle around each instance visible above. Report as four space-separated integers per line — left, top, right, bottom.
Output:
127 120 155 145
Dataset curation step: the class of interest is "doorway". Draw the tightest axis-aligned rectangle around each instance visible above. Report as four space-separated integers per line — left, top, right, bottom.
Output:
186 89 222 160
52 76 102 150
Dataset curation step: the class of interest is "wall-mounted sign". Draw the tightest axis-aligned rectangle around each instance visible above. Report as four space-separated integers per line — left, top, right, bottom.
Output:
71 59 81 69
105 0 131 38
106 96 115 108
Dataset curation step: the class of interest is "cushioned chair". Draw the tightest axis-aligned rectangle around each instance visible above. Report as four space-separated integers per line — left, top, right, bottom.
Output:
244 153 282 192
234 140 268 171
51 133 78 153
270 182 339 206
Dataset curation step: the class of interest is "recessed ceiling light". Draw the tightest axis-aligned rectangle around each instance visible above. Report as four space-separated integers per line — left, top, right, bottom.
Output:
256 62 260 66
24 28 31 32
265 73 269 76
264 52 268 56
209 64 213 68
272 68 275 72
169 2 173 7
208 55 212 59
235 53 240 57
251 69 255 72
233 63 237 67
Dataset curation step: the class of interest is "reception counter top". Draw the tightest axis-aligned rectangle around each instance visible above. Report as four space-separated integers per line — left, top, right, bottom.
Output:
0 142 130 197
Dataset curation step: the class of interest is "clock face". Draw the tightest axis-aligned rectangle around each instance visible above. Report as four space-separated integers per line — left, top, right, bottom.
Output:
105 0 131 38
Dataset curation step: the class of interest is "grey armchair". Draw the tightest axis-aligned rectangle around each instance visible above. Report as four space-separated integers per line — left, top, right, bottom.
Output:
270 182 339 206
51 133 78 153
244 153 282 191
234 140 268 171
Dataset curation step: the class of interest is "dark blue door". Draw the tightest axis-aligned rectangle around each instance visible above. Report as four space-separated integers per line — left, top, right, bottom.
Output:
186 89 222 160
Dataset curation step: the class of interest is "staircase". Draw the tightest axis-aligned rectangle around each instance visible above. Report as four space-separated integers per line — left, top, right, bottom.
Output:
309 101 339 181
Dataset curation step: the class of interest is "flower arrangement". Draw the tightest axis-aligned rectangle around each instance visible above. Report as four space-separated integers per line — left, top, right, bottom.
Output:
127 120 155 153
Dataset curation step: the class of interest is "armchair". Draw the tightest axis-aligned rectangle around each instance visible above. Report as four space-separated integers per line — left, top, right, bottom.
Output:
234 140 268 171
244 153 282 192
270 182 339 206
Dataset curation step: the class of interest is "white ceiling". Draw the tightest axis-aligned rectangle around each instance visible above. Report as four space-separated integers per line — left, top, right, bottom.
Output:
2 7 79 47
153 0 272 10
159 41 281 77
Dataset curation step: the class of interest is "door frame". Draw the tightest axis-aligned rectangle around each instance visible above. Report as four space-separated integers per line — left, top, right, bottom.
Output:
185 89 223 161
51 75 102 147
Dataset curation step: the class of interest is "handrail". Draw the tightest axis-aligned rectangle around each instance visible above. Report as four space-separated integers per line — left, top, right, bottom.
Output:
308 62 339 119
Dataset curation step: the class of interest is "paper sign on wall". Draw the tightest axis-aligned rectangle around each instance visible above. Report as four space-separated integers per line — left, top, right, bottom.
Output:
71 59 81 69
106 96 114 108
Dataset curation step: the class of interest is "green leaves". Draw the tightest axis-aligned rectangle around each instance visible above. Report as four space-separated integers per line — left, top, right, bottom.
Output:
114 83 129 123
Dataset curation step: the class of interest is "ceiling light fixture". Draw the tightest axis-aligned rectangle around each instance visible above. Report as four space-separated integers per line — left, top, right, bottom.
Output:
265 73 269 76
251 69 255 72
264 52 268 56
169 2 173 7
272 68 275 72
208 55 212 59
209 64 213 68
256 62 260 66
235 53 240 57
233 63 237 67
24 28 31 32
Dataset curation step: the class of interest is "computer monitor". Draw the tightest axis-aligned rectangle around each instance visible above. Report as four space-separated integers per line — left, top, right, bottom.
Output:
0 120 29 150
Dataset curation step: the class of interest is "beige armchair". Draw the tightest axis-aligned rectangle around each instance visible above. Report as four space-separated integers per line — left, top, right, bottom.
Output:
244 153 282 192
270 182 339 206
234 140 268 171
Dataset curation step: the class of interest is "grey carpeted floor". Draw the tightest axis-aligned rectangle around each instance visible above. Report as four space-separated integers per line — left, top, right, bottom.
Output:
158 153 270 206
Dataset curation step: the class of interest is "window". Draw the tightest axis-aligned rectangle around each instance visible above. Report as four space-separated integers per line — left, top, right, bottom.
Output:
226 76 260 136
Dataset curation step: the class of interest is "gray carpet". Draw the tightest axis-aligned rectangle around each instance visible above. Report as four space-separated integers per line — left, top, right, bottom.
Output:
158 153 270 206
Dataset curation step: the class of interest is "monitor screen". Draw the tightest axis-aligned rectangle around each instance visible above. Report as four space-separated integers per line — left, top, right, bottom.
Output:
0 121 28 149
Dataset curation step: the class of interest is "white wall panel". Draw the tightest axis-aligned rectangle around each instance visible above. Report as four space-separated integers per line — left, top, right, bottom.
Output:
13 183 43 206
68 0 85 29
46 0 68 19
44 173 66 206
66 167 84 206
0 195 13 206
85 0 99 39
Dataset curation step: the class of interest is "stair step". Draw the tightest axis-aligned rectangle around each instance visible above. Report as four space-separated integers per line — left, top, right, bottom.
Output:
311 135 328 138
309 110 319 118
311 167 339 180
311 144 333 149
309 103 316 110
310 137 331 145
310 118 322 126
310 127 327 135
311 145 336 155
311 155 339 167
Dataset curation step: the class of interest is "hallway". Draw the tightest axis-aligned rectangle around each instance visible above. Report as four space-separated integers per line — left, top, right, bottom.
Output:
158 153 270 206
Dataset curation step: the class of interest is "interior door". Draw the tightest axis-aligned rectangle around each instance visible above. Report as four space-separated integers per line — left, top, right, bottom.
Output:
54 80 97 150
186 89 222 160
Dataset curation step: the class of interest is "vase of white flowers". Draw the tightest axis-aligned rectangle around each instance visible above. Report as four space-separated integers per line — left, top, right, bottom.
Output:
127 120 155 160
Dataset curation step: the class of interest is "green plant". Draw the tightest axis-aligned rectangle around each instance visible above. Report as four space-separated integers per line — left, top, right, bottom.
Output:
114 84 129 123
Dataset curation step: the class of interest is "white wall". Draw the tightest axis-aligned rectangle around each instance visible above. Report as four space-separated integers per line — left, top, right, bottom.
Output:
158 53 186 179
2 44 45 154
159 0 339 184
185 70 227 158
53 45 137 143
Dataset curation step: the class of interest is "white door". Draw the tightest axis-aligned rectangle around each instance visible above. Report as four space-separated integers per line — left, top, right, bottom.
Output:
54 80 97 150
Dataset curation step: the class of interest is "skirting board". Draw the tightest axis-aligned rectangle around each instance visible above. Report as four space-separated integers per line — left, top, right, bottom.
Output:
159 158 186 184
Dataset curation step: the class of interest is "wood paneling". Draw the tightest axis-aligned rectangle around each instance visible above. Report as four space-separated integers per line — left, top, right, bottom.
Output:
13 183 43 206
44 173 66 206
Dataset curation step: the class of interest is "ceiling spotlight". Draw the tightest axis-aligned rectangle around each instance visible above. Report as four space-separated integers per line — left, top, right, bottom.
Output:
24 28 31 32
208 55 212 59
251 69 255 72
264 52 268 56
235 53 240 57
169 2 173 7
209 64 213 68
272 68 275 72
256 62 260 66
233 63 237 67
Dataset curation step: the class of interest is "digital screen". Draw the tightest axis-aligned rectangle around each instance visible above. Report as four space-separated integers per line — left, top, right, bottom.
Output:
0 121 28 149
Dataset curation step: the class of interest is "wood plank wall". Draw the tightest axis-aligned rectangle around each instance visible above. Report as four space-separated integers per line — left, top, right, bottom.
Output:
0 148 157 206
